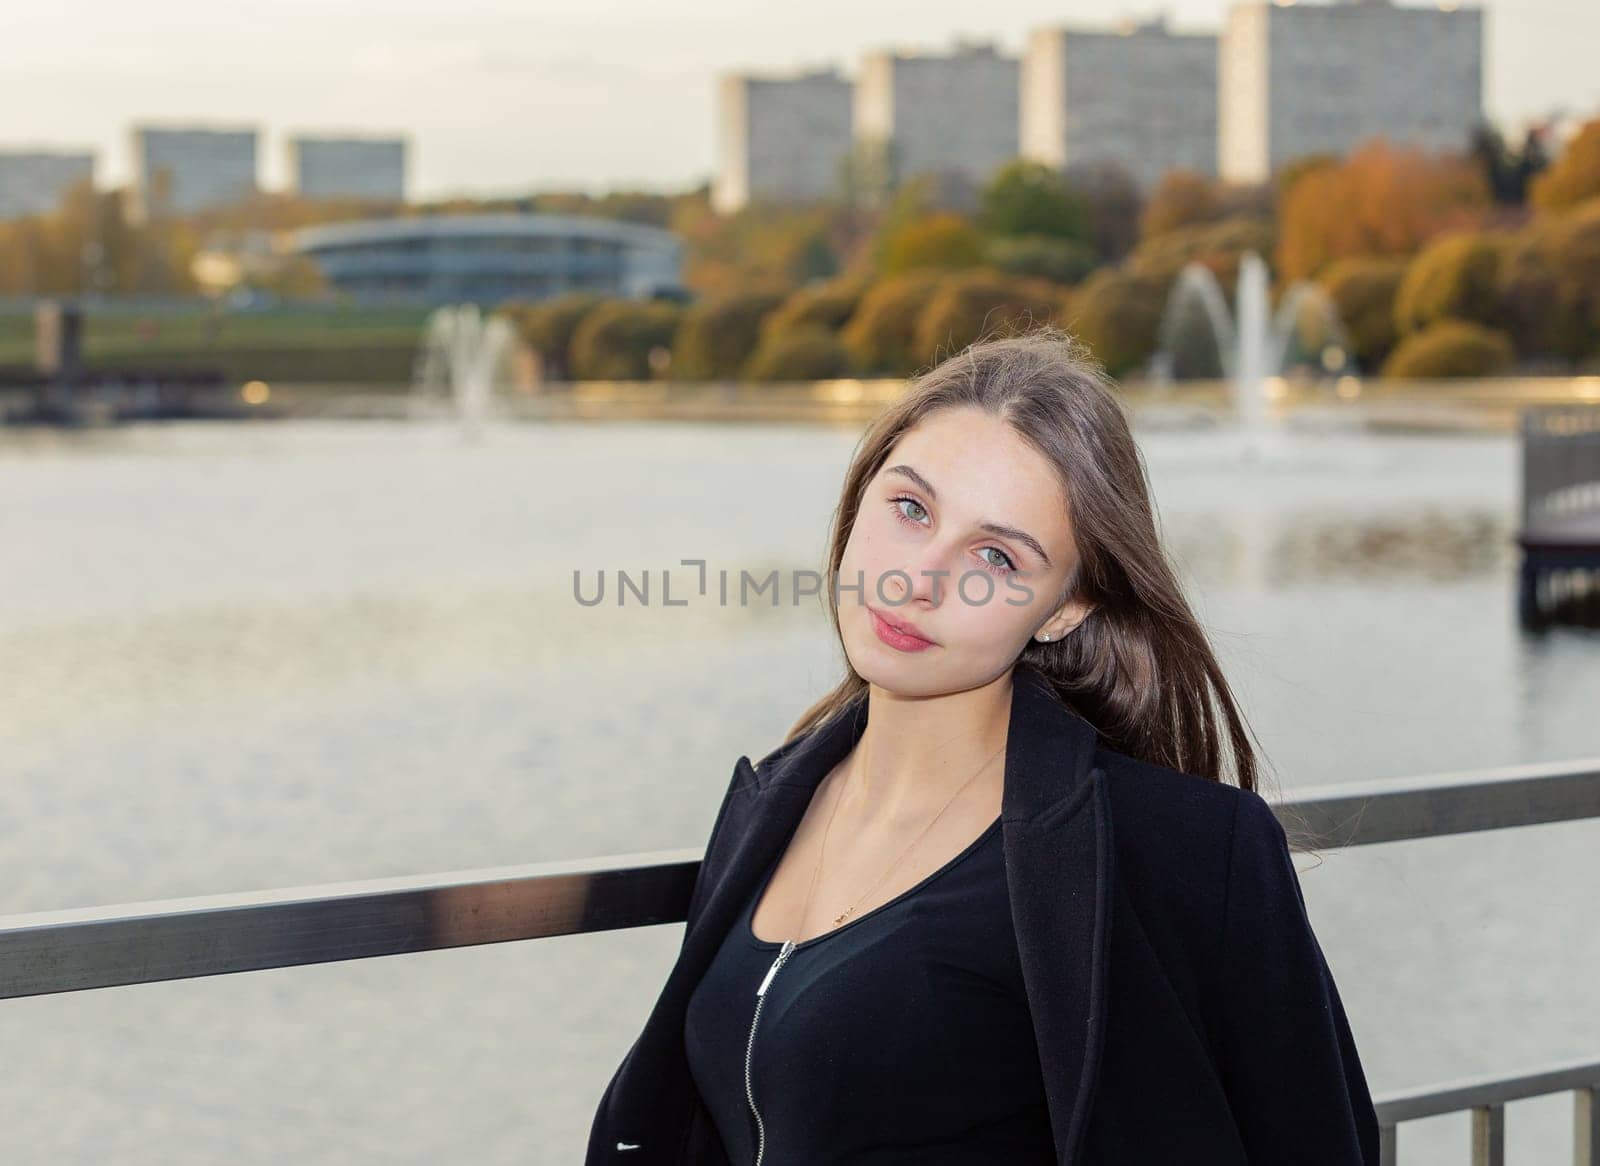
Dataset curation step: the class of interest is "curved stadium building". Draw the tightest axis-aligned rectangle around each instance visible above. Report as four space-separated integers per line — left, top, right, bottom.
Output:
292 213 685 306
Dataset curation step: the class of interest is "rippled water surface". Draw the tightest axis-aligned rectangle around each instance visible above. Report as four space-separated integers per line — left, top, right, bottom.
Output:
1 417 1596 1164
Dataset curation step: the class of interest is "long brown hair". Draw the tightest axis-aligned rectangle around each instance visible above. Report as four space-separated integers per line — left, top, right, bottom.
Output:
785 322 1268 795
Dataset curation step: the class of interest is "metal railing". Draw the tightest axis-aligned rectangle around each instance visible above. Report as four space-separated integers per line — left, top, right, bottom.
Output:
1374 1056 1599 1166
3 756 1599 1162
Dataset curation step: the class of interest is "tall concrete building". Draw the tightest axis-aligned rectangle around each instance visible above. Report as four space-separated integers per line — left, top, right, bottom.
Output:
131 124 258 219
0 150 96 219
713 67 853 214
1220 0 1484 184
1021 16 1218 190
855 38 1020 196
287 134 407 201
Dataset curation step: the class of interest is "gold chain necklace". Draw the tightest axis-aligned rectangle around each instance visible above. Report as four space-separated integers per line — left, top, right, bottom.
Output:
795 740 1006 933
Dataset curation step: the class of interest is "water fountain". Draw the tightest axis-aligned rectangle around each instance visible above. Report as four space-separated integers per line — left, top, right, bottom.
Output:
1151 252 1354 457
410 303 520 440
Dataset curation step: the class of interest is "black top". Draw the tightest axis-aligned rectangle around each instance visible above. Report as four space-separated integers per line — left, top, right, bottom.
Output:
683 812 1056 1164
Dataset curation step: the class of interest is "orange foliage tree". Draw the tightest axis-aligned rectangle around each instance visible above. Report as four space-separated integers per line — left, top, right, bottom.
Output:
1275 140 1492 282
1139 169 1222 240
1530 120 1600 213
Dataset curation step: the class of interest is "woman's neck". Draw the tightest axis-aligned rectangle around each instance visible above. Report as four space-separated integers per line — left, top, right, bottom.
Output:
838 671 1014 829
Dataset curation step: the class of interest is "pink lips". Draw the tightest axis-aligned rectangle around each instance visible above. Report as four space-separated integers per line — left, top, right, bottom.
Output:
867 605 937 652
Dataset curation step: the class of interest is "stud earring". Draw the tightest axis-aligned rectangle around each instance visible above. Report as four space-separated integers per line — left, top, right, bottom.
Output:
1038 632 1051 642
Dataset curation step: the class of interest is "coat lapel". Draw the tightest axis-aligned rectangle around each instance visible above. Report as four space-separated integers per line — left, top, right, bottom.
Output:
677 691 869 956
1000 663 1116 1166
679 662 1113 1165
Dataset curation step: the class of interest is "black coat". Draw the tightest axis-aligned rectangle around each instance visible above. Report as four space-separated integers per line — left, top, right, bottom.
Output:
586 662 1381 1164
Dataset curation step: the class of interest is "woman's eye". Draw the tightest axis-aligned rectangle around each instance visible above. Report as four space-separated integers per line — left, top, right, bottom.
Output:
892 496 929 525
980 547 1017 574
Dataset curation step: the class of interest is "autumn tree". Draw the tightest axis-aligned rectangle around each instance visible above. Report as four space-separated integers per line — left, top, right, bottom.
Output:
1318 256 1409 368
1126 217 1275 289
743 326 854 381
1275 140 1492 281
1495 198 1600 361
1392 231 1506 334
983 235 1098 285
673 199 845 296
762 275 870 336
1063 161 1144 264
880 212 987 274
671 285 791 379
1530 120 1600 213
841 271 947 375
1139 169 1222 241
498 292 603 380
568 300 683 380
1381 320 1515 378
912 272 1068 369
1066 269 1168 377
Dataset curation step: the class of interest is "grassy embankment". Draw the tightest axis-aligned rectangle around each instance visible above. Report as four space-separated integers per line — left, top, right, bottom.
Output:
0 304 431 387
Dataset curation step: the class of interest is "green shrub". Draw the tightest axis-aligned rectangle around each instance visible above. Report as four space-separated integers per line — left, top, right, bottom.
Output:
496 293 603 380
983 235 1098 286
912 272 1068 368
1496 197 1600 361
840 271 947 376
1393 231 1504 334
569 299 683 380
671 287 789 379
1066 269 1168 377
762 276 869 336
1319 256 1408 368
979 160 1094 244
1380 319 1515 378
880 213 987 274
742 326 854 381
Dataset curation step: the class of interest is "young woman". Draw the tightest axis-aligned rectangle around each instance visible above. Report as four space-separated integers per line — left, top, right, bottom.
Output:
586 326 1380 1165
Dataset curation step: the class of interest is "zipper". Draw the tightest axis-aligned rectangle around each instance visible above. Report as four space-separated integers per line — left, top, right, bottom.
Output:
744 938 797 1166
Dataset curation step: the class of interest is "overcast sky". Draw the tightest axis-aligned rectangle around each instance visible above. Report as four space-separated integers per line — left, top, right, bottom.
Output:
2 0 1596 200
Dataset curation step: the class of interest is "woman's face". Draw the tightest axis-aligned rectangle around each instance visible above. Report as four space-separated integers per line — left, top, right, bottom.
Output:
837 406 1091 696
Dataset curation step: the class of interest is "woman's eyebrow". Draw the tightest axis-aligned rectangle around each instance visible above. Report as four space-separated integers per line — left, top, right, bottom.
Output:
884 464 1053 568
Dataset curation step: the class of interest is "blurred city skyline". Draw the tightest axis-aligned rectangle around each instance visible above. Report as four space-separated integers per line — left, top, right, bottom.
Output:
1 0 1595 200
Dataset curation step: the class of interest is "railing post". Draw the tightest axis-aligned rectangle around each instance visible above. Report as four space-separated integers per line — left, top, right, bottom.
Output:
1379 1122 1398 1166
1577 1087 1599 1166
1470 1104 1504 1166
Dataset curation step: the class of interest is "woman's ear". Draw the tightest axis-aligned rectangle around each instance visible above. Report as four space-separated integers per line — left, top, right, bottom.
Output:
1039 595 1094 641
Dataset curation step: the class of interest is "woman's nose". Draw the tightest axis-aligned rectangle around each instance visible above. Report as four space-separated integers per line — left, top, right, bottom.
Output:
891 547 956 607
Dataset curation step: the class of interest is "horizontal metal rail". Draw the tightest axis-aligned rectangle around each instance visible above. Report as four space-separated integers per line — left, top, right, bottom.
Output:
1278 757 1600 848
2 756 1597 1001
0 849 704 1000
1373 1057 1600 1166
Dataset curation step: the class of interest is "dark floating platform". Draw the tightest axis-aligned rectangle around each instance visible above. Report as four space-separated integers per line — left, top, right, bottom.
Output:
1516 405 1600 629
0 368 281 427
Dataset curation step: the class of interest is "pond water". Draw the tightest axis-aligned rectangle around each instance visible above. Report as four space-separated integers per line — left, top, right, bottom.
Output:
1 415 1596 1163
